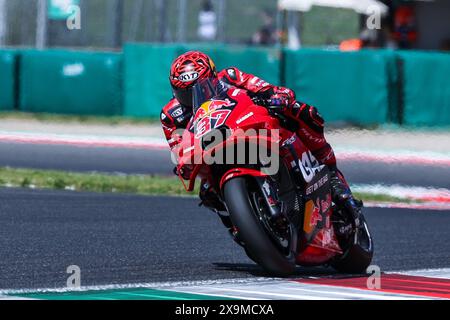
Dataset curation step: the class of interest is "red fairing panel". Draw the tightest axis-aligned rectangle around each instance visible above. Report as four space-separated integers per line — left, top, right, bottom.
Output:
175 85 343 265
219 168 269 190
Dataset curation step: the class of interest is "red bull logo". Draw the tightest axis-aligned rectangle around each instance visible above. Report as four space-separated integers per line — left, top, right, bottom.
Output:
304 199 322 234
194 100 232 138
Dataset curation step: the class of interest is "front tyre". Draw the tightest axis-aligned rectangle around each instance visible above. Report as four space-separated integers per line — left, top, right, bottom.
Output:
223 177 296 277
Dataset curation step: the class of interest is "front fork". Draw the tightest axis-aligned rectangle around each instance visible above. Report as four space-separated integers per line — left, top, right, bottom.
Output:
254 177 288 228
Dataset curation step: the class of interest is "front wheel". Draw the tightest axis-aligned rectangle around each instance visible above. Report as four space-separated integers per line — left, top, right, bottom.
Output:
223 177 297 277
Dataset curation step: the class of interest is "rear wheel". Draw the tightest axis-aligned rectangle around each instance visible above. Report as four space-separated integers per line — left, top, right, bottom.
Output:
223 177 297 277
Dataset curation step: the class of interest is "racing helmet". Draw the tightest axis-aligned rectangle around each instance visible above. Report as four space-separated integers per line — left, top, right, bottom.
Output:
170 51 217 107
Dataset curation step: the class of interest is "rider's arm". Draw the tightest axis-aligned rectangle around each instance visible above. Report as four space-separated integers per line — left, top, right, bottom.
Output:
160 99 192 150
219 67 272 95
218 67 296 105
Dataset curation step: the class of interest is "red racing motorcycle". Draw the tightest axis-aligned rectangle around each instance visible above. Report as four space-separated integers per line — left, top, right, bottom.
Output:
174 79 373 276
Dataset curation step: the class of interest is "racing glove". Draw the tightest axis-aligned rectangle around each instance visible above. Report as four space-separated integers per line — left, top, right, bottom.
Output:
270 87 296 107
253 86 296 109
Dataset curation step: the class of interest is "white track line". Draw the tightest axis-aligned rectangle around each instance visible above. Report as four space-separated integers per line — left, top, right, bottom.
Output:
267 285 423 300
3 268 449 300
335 148 450 167
353 184 450 202
1 131 450 167
363 201 450 211
393 268 450 279
0 131 167 150
188 286 337 300
167 279 434 300
0 277 280 296
0 295 36 300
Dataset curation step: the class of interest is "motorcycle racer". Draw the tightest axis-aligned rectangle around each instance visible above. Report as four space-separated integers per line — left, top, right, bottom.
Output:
161 51 362 227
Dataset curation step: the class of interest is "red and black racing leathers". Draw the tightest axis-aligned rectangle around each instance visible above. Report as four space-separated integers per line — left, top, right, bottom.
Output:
160 67 365 224
161 67 338 169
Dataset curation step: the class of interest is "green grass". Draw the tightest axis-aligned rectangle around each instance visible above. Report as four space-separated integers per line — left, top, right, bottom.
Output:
0 167 418 204
353 192 413 204
0 167 199 196
0 111 159 125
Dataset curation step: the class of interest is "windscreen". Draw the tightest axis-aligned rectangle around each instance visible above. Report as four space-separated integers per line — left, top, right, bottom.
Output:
192 78 226 114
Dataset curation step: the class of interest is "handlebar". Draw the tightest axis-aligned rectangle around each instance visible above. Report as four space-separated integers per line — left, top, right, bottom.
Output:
252 97 283 109
252 97 299 132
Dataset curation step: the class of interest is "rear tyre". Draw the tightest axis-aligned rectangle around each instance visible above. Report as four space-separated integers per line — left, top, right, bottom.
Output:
223 177 296 277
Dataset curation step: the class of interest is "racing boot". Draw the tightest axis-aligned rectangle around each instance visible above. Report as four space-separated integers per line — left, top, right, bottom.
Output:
329 166 363 229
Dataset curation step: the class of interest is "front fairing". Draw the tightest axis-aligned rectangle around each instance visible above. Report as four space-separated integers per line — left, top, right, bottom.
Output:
175 88 344 263
175 88 287 190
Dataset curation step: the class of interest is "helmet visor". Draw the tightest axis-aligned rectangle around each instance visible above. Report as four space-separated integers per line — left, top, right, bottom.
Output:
172 85 194 107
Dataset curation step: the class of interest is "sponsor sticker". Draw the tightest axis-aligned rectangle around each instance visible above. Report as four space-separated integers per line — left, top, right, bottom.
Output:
227 68 237 79
62 63 84 77
193 100 232 138
282 134 297 147
299 151 325 183
306 174 329 196
171 107 183 118
176 116 186 124
178 71 199 83
236 112 254 125
231 89 240 97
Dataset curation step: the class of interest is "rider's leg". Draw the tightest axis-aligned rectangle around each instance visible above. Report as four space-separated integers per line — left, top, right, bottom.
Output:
283 102 362 223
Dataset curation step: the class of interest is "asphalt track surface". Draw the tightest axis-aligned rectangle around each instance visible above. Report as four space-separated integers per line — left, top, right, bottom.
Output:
0 142 449 188
0 188 449 290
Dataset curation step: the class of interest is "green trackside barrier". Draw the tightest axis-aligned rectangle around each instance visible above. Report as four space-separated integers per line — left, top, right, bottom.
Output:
398 51 450 127
0 50 17 111
179 43 281 86
284 49 398 125
124 43 281 117
124 44 180 117
19 50 123 116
